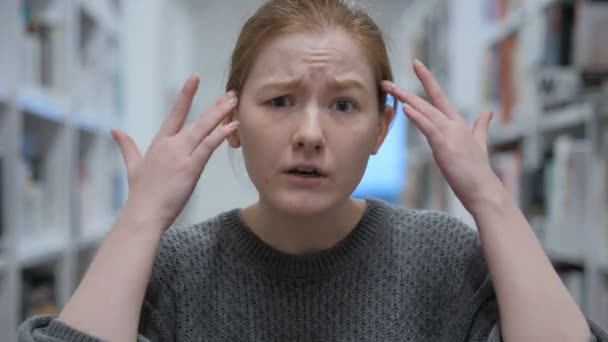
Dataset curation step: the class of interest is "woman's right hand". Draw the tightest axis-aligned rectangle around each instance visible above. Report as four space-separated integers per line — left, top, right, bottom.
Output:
111 74 239 232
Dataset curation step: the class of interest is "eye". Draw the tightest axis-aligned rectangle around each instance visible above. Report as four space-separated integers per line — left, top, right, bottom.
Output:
332 99 357 113
268 95 294 108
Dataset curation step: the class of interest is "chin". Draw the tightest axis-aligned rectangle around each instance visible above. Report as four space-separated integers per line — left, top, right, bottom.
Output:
264 191 348 218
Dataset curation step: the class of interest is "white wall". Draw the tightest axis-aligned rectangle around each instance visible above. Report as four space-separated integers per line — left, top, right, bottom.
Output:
180 0 263 224
123 0 166 151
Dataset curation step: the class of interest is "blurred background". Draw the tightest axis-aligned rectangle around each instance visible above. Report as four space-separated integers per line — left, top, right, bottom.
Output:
1 0 608 339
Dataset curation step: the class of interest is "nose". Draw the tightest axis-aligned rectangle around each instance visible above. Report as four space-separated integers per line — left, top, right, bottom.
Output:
292 106 325 154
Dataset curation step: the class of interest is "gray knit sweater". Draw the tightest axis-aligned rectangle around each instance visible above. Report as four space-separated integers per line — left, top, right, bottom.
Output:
18 198 608 341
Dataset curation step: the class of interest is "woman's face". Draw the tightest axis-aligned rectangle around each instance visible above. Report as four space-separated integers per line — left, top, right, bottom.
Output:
230 28 393 216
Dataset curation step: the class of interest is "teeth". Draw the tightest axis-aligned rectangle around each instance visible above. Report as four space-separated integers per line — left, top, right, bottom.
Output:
288 167 321 176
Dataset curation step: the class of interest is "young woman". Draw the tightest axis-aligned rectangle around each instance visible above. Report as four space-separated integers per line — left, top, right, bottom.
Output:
18 0 608 341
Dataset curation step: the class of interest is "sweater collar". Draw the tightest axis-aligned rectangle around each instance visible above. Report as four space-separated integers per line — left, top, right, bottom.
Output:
221 198 389 279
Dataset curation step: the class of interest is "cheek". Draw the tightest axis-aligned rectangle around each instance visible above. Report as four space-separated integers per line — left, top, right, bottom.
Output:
237 116 283 183
335 117 379 154
330 119 379 174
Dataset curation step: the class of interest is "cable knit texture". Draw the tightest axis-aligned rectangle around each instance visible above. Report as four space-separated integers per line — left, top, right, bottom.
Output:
17 198 608 341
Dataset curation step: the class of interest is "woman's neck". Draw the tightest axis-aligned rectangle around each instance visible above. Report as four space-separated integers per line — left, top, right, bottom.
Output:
240 197 367 255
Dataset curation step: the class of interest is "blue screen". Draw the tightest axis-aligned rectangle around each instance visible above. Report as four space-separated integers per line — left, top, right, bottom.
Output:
352 95 408 203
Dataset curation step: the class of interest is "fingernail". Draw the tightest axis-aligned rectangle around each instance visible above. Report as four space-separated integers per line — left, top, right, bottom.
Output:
226 91 237 104
414 59 424 67
189 73 200 83
381 81 394 91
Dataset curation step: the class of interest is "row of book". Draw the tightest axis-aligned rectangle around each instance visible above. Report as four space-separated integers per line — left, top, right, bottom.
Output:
20 245 99 321
73 6 122 124
407 0 450 93
490 134 604 261
403 1 451 157
21 0 67 92
404 134 600 262
481 0 608 125
19 132 123 243
21 0 123 126
21 263 57 320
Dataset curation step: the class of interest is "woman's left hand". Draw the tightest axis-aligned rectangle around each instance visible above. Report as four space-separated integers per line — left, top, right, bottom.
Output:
382 61 507 212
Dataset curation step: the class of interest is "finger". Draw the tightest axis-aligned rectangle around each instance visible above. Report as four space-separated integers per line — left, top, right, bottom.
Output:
413 60 460 120
382 81 446 126
180 91 238 152
157 74 200 138
402 102 439 141
192 121 240 164
111 129 142 174
473 111 493 148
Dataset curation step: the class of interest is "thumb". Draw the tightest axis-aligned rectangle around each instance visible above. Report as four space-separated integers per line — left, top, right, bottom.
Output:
473 111 493 149
111 129 142 174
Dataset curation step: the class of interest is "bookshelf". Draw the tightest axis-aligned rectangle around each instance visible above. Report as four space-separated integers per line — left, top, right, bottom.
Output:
0 0 125 340
398 0 608 328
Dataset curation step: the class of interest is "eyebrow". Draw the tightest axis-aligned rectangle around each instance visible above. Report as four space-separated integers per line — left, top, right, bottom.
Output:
255 76 368 96
256 78 304 95
327 77 368 92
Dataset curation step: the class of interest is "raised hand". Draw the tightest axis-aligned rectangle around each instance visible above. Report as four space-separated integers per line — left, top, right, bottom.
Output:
111 75 239 231
382 61 504 212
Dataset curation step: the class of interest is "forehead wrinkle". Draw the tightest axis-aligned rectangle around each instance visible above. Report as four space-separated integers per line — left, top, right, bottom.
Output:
246 29 375 96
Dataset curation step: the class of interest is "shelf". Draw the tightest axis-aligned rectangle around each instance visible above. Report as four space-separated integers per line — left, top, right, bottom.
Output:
75 114 110 137
78 227 108 250
16 87 67 124
75 113 122 138
16 233 67 268
78 0 119 36
483 0 569 46
547 248 585 272
484 6 526 45
0 83 8 104
539 102 593 133
484 0 567 46
21 262 60 322
489 123 525 147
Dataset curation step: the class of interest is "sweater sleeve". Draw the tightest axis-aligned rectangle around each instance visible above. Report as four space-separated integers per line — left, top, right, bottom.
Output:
16 279 176 342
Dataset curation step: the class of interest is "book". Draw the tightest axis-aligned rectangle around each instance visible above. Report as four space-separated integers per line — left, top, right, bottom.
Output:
21 264 57 320
481 33 520 124
542 1 575 66
490 150 522 207
543 136 590 258
573 1 608 72
402 159 448 211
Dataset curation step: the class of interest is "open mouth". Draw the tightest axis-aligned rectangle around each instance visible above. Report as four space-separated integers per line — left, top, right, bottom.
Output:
286 167 325 178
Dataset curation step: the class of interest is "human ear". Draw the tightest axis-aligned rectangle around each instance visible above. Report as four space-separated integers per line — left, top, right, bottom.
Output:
371 105 395 155
224 109 241 148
